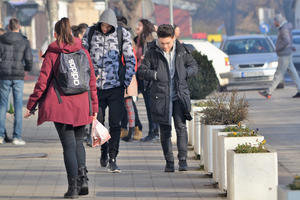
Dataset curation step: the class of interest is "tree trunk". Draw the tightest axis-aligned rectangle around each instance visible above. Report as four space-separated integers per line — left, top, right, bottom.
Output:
46 0 58 42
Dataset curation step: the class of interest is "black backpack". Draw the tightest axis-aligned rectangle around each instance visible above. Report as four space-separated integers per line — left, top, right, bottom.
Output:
87 25 126 87
53 49 92 115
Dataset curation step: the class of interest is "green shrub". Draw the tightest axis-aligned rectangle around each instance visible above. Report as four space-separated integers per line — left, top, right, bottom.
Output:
188 51 218 100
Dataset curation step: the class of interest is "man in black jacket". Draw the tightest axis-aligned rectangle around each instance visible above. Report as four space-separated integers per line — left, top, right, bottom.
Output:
0 18 33 145
137 24 198 172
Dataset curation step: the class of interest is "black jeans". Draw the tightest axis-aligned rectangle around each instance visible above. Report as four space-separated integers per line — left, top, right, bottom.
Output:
54 122 86 178
97 87 124 159
142 89 159 135
159 100 188 162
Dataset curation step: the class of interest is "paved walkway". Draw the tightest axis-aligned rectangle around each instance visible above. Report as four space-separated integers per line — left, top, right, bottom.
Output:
0 80 224 200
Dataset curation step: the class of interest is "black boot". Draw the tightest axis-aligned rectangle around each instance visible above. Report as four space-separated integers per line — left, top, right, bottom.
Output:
164 161 175 172
78 167 89 195
64 177 78 199
122 127 134 142
179 160 188 171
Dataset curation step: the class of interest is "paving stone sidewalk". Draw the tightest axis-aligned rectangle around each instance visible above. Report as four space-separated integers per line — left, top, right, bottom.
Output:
0 80 225 200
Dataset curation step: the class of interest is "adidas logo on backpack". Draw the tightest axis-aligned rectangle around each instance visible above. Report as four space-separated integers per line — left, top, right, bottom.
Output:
68 58 80 86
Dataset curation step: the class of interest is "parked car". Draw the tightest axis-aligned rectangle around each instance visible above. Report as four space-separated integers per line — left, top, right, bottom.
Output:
293 35 300 64
219 35 278 87
181 39 230 89
292 29 300 36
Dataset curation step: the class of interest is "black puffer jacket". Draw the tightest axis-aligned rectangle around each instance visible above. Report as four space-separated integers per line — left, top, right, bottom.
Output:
0 32 33 80
137 40 198 125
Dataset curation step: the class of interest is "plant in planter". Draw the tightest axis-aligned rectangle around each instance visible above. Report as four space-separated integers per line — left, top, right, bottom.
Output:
200 91 248 175
217 124 264 191
278 176 300 200
227 141 278 200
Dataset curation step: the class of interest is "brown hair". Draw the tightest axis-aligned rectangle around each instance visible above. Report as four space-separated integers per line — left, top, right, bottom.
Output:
8 18 20 31
55 17 74 45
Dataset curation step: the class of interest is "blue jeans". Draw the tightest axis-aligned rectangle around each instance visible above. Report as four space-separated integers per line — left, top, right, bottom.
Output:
0 80 24 139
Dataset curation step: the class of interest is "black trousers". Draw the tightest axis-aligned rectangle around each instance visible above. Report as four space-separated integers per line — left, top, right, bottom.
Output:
54 122 86 178
159 100 188 162
97 87 124 159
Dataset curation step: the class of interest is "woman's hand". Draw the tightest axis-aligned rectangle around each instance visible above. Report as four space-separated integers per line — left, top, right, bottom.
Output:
24 109 32 118
93 112 98 120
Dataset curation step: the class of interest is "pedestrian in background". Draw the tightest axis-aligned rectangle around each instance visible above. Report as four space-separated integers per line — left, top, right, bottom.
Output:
116 16 143 142
134 18 159 142
0 18 33 145
137 24 198 172
71 23 88 39
259 13 300 99
25 17 98 198
82 9 136 172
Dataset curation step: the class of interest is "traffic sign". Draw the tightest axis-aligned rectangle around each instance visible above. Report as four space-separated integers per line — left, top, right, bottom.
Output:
259 23 270 34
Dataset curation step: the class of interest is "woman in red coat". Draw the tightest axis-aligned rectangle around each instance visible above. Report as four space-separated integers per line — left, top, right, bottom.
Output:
24 18 98 199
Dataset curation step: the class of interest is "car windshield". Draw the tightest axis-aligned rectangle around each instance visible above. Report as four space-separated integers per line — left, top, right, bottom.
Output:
223 38 274 55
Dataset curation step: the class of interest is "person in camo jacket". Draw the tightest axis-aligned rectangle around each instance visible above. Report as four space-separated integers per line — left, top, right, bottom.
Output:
82 8 136 173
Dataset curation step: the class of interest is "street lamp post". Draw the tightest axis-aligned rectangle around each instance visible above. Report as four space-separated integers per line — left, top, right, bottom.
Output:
169 0 173 26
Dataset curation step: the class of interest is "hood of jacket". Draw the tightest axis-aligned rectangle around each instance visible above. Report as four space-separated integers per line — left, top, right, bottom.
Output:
98 8 117 34
0 32 25 45
274 13 287 29
44 37 82 56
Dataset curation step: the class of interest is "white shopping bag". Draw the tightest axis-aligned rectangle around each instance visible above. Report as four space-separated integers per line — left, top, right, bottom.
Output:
91 119 111 147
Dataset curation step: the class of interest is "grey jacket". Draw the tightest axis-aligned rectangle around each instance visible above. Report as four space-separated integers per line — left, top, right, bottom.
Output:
82 9 136 90
276 22 293 56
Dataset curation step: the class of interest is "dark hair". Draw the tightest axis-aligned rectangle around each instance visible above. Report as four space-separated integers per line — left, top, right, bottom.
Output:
55 17 74 45
78 23 88 29
8 18 20 31
138 19 155 47
71 23 88 37
157 24 174 38
117 16 128 26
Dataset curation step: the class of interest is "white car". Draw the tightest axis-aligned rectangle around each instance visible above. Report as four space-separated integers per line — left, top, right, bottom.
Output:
181 39 230 88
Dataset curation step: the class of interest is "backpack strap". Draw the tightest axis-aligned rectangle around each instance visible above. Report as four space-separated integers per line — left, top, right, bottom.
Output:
117 26 123 56
87 25 96 52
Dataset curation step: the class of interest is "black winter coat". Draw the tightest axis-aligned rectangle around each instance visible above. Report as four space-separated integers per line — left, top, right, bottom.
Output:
137 40 198 125
0 32 33 80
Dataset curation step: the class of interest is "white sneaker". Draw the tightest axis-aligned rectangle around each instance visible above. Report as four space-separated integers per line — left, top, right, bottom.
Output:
12 138 26 145
0 137 4 144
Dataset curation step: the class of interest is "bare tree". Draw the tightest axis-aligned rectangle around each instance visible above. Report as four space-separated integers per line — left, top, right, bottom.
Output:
110 0 154 33
46 0 58 42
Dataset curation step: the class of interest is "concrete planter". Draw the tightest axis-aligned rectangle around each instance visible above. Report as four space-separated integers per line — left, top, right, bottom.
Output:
227 150 278 200
188 106 206 147
192 107 206 158
278 185 300 200
202 124 227 174
212 131 231 183
218 135 264 191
